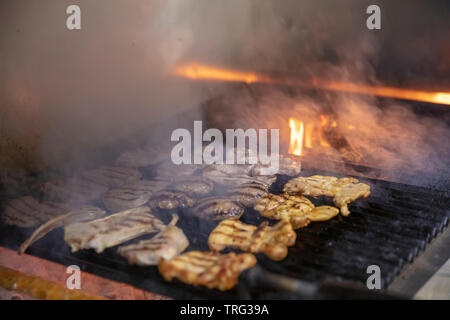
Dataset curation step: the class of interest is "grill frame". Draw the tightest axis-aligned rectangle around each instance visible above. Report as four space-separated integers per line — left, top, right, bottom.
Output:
0 163 448 300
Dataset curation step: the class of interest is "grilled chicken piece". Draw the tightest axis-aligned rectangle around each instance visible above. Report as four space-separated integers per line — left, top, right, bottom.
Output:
192 197 244 221
64 206 164 253
253 194 312 229
254 193 340 226
226 182 269 207
103 188 152 211
156 162 200 179
18 206 106 254
150 191 196 210
169 176 214 196
2 197 70 228
118 214 189 266
115 146 170 168
41 177 108 204
283 175 370 215
251 155 301 176
208 219 296 261
158 251 256 291
81 166 142 188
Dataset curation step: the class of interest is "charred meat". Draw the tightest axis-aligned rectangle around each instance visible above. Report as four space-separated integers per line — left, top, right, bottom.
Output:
2 197 70 228
81 166 142 188
192 197 244 221
158 251 256 291
103 188 152 211
208 219 296 261
150 191 196 210
169 176 214 196
226 182 269 207
64 206 164 253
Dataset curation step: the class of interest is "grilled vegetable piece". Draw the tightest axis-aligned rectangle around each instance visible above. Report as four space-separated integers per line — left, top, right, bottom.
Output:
64 206 164 253
283 175 370 215
103 188 152 211
208 219 296 261
150 191 196 210
192 197 244 221
169 176 214 196
158 251 257 291
81 166 142 188
2 197 70 228
118 214 189 266
226 182 269 207
18 206 106 254
41 177 108 204
253 193 312 229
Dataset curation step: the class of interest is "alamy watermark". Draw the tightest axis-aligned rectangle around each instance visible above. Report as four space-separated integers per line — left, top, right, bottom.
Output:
171 121 280 174
66 265 81 290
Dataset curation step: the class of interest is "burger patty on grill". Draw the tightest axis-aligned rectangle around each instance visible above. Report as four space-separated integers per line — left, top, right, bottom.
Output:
192 197 244 221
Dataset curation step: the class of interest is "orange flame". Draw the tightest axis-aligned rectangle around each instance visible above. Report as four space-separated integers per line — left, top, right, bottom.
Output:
289 118 304 156
173 62 450 105
172 62 271 84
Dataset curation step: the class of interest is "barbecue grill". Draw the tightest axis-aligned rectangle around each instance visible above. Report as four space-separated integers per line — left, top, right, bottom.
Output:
0 103 448 299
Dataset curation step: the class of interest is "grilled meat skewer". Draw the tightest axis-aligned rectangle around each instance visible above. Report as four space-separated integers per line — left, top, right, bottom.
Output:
18 206 106 254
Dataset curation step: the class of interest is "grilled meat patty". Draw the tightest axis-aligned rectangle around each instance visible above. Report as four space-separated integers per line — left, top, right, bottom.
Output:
41 177 108 204
283 175 371 215
149 191 196 210
226 182 269 207
115 146 170 168
208 219 296 261
156 162 200 179
19 205 106 254
118 214 189 266
202 169 276 189
64 206 164 253
121 178 170 193
192 197 244 221
158 251 257 291
2 197 70 228
169 176 214 196
81 166 142 188
103 188 152 211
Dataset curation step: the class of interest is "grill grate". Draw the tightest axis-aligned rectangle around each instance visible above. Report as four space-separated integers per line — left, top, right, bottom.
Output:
0 167 449 299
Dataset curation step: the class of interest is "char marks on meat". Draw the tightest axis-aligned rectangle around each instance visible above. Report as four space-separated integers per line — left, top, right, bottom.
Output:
2 197 70 228
41 177 108 204
192 197 244 221
64 206 164 253
118 214 189 266
150 191 196 210
226 182 269 207
158 251 257 291
81 166 142 188
103 188 152 211
169 176 214 196
208 219 296 261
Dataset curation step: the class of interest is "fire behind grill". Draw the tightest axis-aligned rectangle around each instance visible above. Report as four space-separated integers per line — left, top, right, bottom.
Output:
0 164 448 300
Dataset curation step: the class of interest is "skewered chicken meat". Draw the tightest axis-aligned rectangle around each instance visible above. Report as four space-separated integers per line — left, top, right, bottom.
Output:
149 191 196 210
81 166 142 188
2 196 70 228
18 206 106 254
41 177 108 204
169 176 214 196
283 175 370 215
208 219 296 261
64 206 164 253
158 251 256 291
192 197 244 221
118 214 189 266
